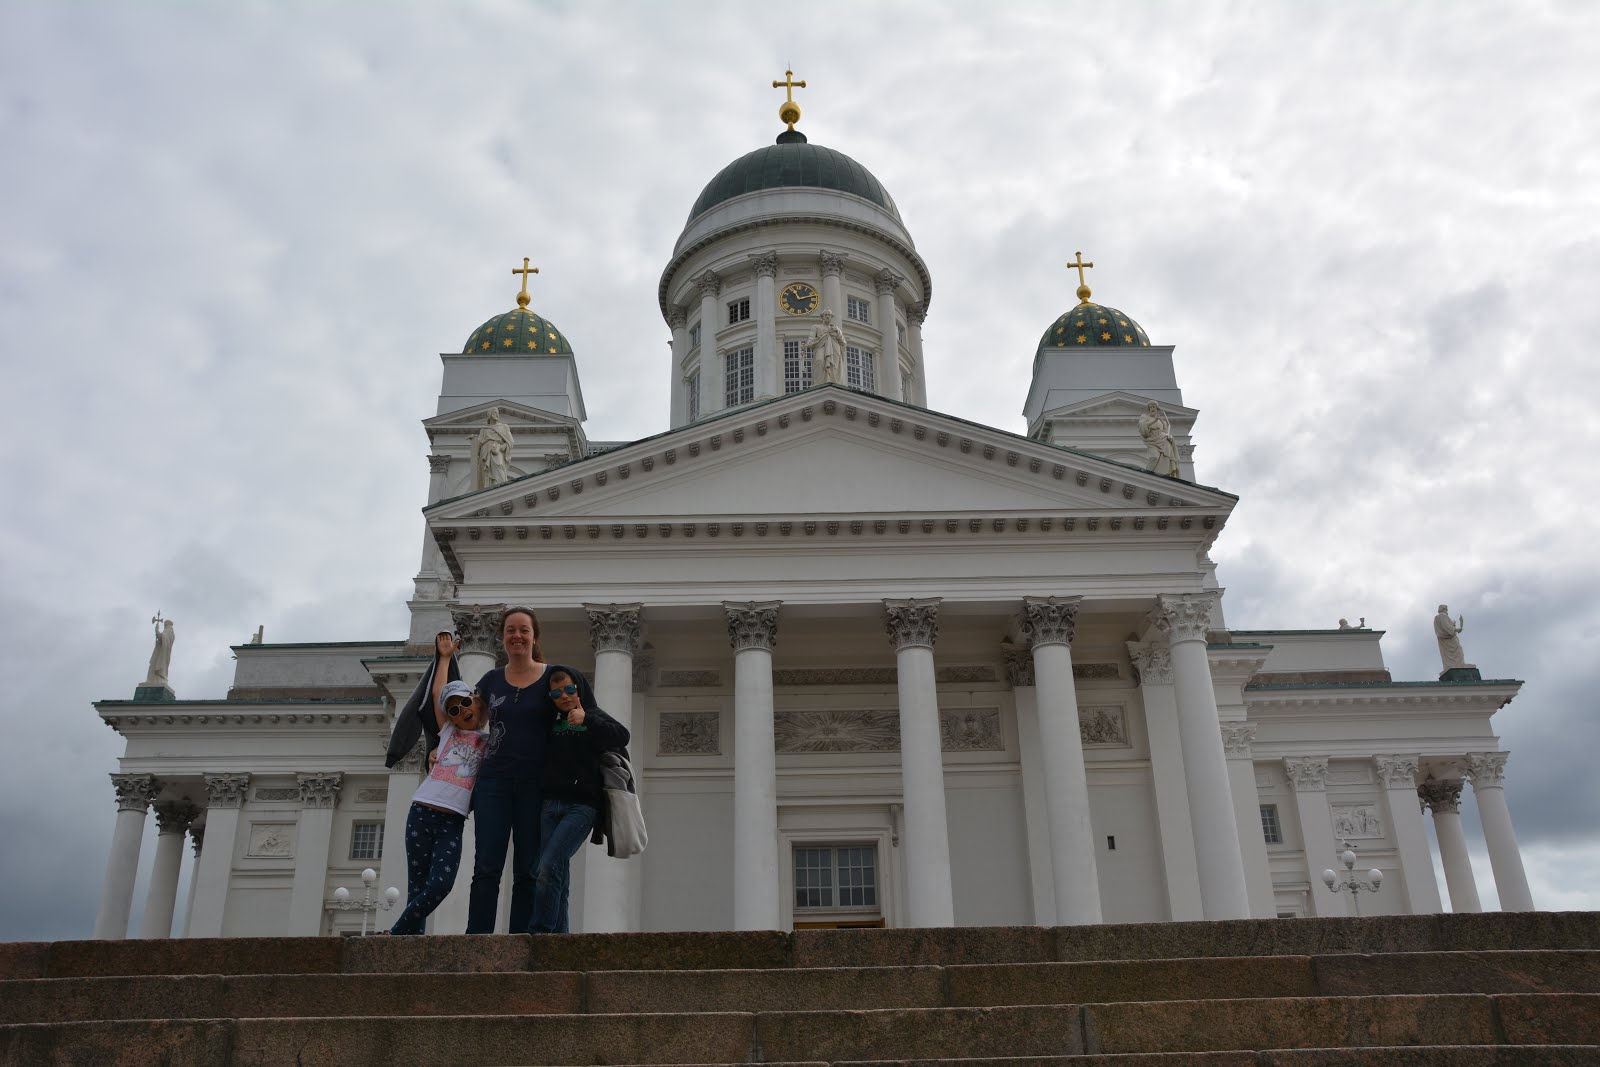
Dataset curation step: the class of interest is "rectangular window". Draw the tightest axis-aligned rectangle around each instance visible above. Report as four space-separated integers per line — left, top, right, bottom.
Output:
689 322 701 350
686 368 701 421
1260 804 1283 845
727 297 750 325
846 345 876 391
896 321 907 348
783 339 812 393
794 845 878 910
350 821 384 861
725 347 754 406
846 295 871 324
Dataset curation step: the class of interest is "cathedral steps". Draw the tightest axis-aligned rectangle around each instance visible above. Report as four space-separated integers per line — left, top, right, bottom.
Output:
0 914 1597 1065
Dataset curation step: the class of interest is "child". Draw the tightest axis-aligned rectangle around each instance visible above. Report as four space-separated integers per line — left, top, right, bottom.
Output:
529 667 629 933
389 678 490 935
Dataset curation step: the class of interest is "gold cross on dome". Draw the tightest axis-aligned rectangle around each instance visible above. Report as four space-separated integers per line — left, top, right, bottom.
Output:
772 68 807 130
512 257 539 308
1068 251 1095 304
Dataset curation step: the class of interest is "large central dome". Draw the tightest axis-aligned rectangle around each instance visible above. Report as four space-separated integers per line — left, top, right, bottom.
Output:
686 133 902 225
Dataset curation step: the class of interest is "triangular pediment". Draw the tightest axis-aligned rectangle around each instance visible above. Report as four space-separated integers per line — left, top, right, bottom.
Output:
424 399 582 435
428 388 1235 525
1041 391 1199 424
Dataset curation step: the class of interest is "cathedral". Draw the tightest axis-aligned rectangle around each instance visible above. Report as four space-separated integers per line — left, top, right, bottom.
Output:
92 76 1534 939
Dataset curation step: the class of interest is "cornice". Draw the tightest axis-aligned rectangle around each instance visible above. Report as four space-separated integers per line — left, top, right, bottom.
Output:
99 703 387 737
1245 683 1520 714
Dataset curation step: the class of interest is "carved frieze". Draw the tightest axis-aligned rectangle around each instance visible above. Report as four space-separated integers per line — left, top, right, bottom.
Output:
246 823 295 858
776 709 899 753
1374 755 1422 788
1465 751 1509 786
1079 705 1128 746
937 665 998 684
586 603 643 655
659 669 722 688
204 773 251 809
110 773 161 813
774 667 896 686
356 787 388 804
1074 663 1121 680
1418 778 1464 814
1283 757 1330 792
940 708 1003 751
1126 640 1174 685
450 603 506 658
297 772 344 809
253 788 298 802
725 601 781 652
658 711 720 755
884 597 941 651
1021 595 1082 649
1331 804 1384 840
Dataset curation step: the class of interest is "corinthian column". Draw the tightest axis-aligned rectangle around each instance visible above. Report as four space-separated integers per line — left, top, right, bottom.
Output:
726 600 782 929
1375 755 1443 914
696 270 722 414
138 801 198 939
1284 757 1345 916
875 270 903 400
906 302 927 406
667 306 690 427
884 597 954 926
583 603 643 932
1157 592 1250 919
287 772 343 935
818 251 847 341
1023 596 1101 924
180 828 203 937
751 252 779 400
94 773 161 939
1419 779 1481 912
1127 639 1202 920
1465 752 1534 911
187 773 250 938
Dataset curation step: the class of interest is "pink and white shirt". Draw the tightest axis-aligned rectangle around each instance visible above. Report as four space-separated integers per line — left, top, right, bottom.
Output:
411 723 488 816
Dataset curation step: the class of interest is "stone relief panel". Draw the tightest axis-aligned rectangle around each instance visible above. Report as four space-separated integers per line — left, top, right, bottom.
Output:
1074 663 1121 681
1330 804 1384 840
253 788 298 802
247 823 295 858
939 708 1003 751
356 787 388 804
658 712 720 755
776 710 900 753
1078 704 1129 746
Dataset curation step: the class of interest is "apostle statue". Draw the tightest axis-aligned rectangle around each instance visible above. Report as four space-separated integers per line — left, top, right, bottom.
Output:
472 407 516 489
144 613 175 687
807 308 846 385
1139 401 1180 477
1433 604 1474 670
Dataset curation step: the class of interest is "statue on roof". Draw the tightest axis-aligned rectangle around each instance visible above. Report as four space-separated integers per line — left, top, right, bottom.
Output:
144 613 175 687
807 308 845 385
473 407 516 489
1138 401 1180 477
1434 605 1474 671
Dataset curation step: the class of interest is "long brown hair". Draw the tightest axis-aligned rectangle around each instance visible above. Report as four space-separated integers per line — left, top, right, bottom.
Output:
499 606 544 665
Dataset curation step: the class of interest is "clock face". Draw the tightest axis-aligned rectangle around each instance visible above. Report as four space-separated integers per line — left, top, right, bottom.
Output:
780 282 820 316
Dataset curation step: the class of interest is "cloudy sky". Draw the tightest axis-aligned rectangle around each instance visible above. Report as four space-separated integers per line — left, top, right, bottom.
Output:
2 1 1596 941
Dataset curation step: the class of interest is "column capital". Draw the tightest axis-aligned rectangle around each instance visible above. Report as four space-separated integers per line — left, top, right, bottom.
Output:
632 644 656 692
1220 721 1257 757
189 826 205 857
1465 751 1509 787
724 600 781 652
1283 756 1329 792
153 800 200 836
874 269 904 295
695 269 722 296
666 305 689 330
296 772 344 809
203 772 251 809
449 603 506 658
907 301 927 325
1021 595 1082 649
1418 778 1464 814
427 454 451 474
818 250 848 277
585 602 643 655
884 597 941 651
394 739 427 775
110 773 162 813
750 251 779 278
1001 642 1034 687
1375 754 1422 788
1155 591 1219 643
1126 638 1174 685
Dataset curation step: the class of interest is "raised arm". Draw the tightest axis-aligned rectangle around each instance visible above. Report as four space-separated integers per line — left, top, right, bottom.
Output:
429 631 460 730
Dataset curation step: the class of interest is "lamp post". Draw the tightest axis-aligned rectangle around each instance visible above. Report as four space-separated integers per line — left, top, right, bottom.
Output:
330 868 400 935
1321 842 1383 916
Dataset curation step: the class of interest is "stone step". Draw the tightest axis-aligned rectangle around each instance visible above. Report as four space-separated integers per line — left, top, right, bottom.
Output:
2 995 1597 1066
6 913 1598 981
5 951 1597 1024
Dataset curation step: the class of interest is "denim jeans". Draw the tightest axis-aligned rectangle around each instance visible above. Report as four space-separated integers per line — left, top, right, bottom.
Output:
466 776 542 934
390 802 465 935
529 799 598 934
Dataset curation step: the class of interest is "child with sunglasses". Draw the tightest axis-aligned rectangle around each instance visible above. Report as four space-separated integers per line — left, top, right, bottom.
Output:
529 668 629 933
389 679 491 934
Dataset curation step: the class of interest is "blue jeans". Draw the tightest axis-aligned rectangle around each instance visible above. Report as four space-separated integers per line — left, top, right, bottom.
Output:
529 799 598 934
466 776 542 934
390 803 465 935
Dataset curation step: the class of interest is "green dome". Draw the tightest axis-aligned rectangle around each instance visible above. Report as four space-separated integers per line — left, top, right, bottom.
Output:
1038 302 1151 355
463 306 573 355
688 135 901 224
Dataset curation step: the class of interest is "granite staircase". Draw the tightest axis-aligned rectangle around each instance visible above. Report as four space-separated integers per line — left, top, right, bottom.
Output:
3 913 1599 1065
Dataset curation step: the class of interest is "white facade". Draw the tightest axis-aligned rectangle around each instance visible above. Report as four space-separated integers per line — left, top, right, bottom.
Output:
92 125 1535 939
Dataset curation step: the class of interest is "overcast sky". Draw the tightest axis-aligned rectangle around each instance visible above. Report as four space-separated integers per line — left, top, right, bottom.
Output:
2 1 1596 941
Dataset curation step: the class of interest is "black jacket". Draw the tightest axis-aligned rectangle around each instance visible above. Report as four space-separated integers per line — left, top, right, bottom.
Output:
540 700 630 808
383 654 461 768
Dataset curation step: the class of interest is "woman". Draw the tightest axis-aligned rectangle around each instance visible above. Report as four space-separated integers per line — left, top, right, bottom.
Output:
464 607 600 934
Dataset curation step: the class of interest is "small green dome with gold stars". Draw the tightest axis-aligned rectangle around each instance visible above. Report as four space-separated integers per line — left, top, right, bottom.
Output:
463 307 573 356
1036 302 1151 363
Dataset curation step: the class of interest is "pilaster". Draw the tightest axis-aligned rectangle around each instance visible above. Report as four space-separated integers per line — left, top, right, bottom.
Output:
288 772 343 934
1127 639 1202 920
1375 755 1443 913
187 773 250 938
1283 757 1345 916
875 269 903 400
752 252 779 399
1219 721 1275 918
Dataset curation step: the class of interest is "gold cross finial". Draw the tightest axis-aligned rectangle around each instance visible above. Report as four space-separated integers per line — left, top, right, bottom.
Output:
1068 251 1095 304
772 68 807 131
512 257 539 309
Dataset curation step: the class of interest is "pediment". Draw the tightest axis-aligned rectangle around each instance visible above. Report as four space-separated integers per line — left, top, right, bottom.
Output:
428 388 1235 526
1042 391 1199 424
424 399 582 435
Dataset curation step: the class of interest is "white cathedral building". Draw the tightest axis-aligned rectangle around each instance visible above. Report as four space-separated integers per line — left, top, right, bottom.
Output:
93 86 1535 940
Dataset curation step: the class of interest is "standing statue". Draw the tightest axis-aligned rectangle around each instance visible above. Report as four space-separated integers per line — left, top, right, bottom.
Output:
1138 401 1180 477
1433 604 1474 670
144 613 175 687
472 407 516 489
806 308 846 385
